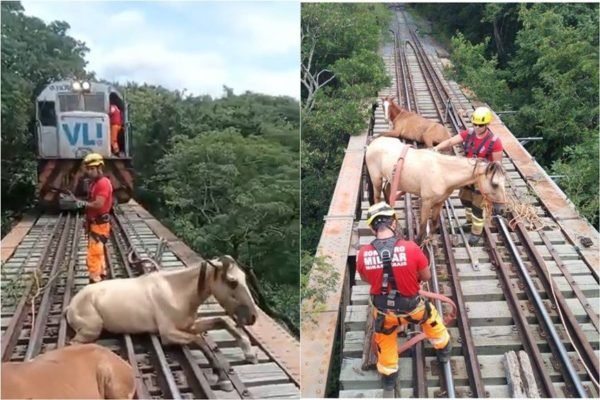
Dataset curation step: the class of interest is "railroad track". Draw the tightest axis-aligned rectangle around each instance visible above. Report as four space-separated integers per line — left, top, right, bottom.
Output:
301 5 599 398
1 202 299 399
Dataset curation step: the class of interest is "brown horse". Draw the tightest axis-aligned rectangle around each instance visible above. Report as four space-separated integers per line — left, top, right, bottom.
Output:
366 137 507 243
1 343 135 399
380 95 451 147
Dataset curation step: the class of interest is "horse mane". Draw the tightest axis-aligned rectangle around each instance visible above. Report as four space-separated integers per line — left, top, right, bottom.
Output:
484 160 505 182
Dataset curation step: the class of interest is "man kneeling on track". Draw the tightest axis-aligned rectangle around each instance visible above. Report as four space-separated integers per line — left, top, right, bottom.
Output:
68 153 113 284
357 202 451 398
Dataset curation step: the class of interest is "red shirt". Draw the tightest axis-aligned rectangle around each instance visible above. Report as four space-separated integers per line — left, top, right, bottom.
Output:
87 176 113 221
460 128 503 161
109 105 122 126
356 239 428 297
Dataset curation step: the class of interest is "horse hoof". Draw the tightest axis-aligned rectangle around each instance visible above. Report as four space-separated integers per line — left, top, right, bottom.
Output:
245 351 258 364
217 379 234 392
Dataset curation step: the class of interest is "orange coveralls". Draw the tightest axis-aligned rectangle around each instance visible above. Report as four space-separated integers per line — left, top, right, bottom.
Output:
86 176 113 282
357 239 450 376
109 104 122 154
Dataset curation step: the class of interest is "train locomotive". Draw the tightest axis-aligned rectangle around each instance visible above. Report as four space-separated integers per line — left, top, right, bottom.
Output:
35 79 134 210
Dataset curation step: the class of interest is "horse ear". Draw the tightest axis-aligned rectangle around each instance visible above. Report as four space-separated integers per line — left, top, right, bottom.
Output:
219 256 231 272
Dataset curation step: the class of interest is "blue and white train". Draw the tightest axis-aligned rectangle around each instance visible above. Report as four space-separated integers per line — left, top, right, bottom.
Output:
35 79 134 210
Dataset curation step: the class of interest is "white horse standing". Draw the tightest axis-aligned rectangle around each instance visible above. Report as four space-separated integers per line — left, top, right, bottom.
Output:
366 137 507 242
65 255 259 362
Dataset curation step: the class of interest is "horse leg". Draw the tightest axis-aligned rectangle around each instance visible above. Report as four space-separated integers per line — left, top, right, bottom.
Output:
370 170 384 204
423 130 434 148
379 130 400 138
159 327 198 345
417 200 433 244
430 202 444 233
68 311 103 344
192 317 256 363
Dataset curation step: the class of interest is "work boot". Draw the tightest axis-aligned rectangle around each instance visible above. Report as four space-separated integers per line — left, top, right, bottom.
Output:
436 341 452 364
381 372 397 398
468 233 481 246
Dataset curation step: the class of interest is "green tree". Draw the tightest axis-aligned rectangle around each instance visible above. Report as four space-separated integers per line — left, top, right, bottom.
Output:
301 3 391 254
1 1 89 236
412 3 599 226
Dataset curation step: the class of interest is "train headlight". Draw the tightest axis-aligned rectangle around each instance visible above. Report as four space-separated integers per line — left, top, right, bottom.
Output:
82 81 91 91
72 81 82 91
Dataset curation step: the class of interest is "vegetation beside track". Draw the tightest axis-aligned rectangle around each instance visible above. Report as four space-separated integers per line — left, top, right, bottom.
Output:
300 2 392 273
409 3 599 227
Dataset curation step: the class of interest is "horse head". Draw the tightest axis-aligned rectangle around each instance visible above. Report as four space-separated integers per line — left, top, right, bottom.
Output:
475 161 507 209
381 95 396 123
203 256 258 326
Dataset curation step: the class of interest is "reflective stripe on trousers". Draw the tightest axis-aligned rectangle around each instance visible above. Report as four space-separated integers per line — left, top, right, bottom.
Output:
87 222 110 281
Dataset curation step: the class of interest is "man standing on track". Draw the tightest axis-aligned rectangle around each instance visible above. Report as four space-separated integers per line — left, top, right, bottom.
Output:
68 153 113 283
432 106 504 245
356 202 451 398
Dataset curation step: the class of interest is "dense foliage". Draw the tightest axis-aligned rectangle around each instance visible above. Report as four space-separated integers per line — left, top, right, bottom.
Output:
301 3 391 255
1 2 300 333
1 2 91 235
410 3 599 227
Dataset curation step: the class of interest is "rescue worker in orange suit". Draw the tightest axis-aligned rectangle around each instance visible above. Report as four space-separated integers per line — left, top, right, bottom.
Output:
109 101 122 155
68 153 113 284
433 106 504 245
356 202 451 398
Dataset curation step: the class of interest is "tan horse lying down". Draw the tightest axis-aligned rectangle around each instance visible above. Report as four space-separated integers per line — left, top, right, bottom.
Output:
1 343 135 399
366 137 507 243
65 256 259 362
380 95 451 147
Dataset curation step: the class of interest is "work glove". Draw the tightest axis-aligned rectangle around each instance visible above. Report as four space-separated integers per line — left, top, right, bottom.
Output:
75 199 87 208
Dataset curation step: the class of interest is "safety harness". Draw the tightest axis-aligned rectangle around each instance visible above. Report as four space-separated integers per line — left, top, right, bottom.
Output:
463 128 497 160
86 178 112 244
371 237 431 335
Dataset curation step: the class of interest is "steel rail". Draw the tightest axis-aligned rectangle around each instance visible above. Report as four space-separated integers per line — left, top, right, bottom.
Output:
391 24 427 398
412 19 595 393
406 19 596 396
25 213 74 360
117 206 255 399
512 220 599 383
537 230 599 332
113 211 221 398
496 217 587 397
407 26 565 396
57 213 82 348
104 243 153 400
484 224 558 397
108 214 185 399
1 213 66 361
112 210 245 399
438 212 486 397
396 18 456 397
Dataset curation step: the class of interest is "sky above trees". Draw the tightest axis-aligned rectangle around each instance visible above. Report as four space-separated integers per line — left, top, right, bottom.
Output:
21 1 300 99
